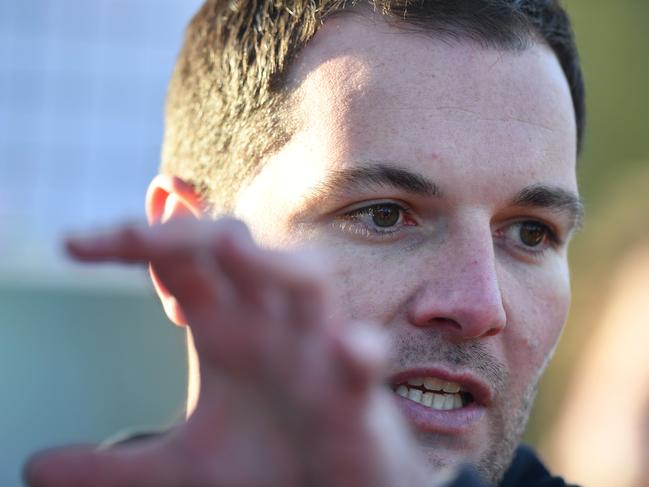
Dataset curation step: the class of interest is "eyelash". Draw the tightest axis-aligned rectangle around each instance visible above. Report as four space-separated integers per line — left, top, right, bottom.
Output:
495 220 562 258
335 202 416 240
335 202 563 255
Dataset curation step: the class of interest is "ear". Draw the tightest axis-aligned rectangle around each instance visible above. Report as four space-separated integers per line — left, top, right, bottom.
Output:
146 174 204 225
145 174 205 327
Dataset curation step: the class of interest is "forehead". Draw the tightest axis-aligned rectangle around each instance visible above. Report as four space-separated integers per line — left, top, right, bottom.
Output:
236 12 577 225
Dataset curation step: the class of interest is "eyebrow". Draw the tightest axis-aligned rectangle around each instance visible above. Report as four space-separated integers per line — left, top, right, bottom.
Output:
300 162 584 229
511 184 585 230
310 162 440 200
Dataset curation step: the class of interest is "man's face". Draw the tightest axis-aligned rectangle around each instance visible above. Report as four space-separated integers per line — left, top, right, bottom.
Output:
234 13 580 484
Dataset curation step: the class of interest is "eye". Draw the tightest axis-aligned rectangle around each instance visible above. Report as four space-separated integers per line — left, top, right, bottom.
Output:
499 220 559 254
335 202 416 239
518 221 548 247
366 204 402 227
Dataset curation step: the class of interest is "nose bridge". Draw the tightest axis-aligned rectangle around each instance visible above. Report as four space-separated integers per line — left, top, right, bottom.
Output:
409 221 507 339
455 236 503 316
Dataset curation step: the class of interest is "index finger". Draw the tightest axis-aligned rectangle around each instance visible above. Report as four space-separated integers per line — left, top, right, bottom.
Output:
64 217 252 265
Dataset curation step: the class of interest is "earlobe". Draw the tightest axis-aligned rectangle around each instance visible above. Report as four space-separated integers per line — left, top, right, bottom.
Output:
145 174 205 225
145 174 205 327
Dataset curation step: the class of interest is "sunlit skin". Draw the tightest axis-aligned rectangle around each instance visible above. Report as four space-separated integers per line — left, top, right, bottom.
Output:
24 11 582 487
234 12 581 482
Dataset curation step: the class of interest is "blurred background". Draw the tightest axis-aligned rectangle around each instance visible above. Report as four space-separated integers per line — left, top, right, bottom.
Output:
0 1 647 486
0 1 200 485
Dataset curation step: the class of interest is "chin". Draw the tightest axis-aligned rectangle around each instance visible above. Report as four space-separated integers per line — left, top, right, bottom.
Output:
414 424 521 485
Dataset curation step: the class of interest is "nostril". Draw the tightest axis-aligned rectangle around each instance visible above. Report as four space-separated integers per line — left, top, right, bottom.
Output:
484 325 504 337
427 317 462 329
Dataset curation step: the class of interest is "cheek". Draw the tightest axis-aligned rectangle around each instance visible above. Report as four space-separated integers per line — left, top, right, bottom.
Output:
325 244 415 323
501 261 571 384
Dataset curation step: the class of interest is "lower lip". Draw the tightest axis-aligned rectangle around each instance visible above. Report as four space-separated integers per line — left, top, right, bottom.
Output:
393 394 486 435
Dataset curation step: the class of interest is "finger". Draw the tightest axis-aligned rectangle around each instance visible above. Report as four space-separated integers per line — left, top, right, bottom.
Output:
151 250 270 377
211 232 273 310
65 217 251 265
217 238 330 329
332 321 388 392
67 217 251 333
150 246 226 324
65 221 166 264
153 250 266 377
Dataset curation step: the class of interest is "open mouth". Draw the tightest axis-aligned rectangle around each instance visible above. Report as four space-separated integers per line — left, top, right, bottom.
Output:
392 377 475 411
389 370 489 433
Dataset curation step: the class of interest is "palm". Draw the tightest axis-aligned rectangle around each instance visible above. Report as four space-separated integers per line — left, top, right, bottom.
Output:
25 219 424 487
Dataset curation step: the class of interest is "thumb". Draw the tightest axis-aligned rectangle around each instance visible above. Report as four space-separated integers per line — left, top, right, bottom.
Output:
23 442 178 487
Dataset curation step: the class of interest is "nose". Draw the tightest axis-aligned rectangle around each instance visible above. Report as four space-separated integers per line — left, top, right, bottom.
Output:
407 232 507 340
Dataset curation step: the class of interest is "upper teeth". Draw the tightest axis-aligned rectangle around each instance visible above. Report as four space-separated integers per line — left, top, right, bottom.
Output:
395 377 465 410
406 377 461 393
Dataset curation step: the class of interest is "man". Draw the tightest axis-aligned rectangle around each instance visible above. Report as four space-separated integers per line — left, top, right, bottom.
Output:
25 0 585 485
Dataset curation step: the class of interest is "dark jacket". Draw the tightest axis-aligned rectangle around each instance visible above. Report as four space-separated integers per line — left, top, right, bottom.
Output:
451 445 579 487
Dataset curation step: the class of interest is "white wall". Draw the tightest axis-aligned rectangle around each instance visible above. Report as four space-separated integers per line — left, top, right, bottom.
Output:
0 0 203 267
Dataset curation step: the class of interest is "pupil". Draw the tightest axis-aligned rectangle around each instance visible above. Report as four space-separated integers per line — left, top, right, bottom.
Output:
371 205 400 227
520 222 545 246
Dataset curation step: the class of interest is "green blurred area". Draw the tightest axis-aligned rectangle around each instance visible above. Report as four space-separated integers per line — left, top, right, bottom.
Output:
0 278 187 486
526 0 649 445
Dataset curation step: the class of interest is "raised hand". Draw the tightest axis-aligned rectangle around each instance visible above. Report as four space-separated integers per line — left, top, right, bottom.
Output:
25 218 430 487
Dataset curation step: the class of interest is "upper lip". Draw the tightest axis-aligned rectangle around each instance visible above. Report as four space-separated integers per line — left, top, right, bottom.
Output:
388 366 494 407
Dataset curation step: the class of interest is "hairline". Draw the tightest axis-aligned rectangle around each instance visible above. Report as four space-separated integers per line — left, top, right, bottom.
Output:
228 16 565 213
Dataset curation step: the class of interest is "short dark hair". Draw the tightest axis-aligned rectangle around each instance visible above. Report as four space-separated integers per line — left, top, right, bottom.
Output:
161 0 585 213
